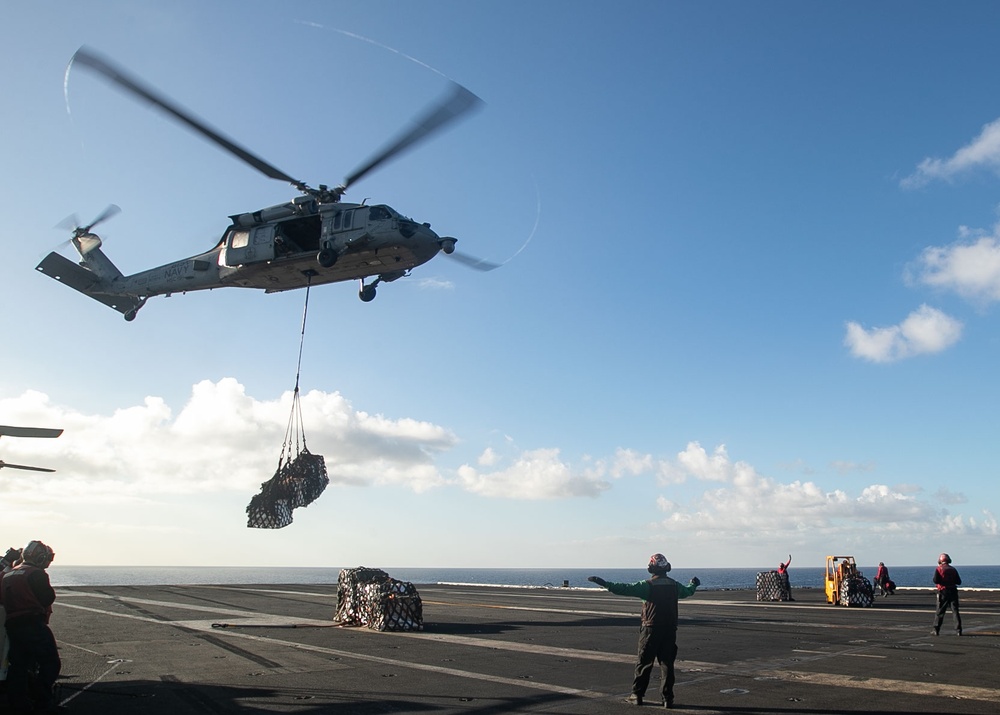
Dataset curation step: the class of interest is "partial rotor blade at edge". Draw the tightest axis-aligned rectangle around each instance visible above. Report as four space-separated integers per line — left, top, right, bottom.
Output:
343 82 483 191
70 47 305 190
0 426 63 439
0 461 55 473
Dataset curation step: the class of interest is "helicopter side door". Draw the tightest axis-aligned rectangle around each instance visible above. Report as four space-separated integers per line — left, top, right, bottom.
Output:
325 208 368 252
221 224 276 266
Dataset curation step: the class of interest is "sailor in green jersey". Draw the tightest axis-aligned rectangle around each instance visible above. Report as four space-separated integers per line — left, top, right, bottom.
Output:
589 553 700 709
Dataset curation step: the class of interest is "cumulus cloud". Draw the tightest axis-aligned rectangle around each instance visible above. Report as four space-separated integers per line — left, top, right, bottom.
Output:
912 228 1000 305
456 447 612 499
844 304 963 363
655 442 994 542
901 116 1000 188
0 379 457 502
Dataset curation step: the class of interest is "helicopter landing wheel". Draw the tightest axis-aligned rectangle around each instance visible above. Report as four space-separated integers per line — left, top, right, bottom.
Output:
317 248 338 268
124 309 137 322
359 285 377 302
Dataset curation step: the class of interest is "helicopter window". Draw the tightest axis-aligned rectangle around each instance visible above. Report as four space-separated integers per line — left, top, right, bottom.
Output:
333 212 341 230
342 210 353 230
369 206 391 221
229 229 250 249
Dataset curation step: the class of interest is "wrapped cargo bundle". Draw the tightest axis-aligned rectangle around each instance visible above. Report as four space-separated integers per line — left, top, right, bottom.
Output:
756 570 791 601
334 567 423 632
246 448 329 529
839 574 874 607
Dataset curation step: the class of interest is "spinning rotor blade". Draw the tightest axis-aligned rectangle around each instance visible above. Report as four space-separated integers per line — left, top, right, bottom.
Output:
70 48 307 192
446 251 500 272
57 204 120 235
0 461 55 473
341 82 483 193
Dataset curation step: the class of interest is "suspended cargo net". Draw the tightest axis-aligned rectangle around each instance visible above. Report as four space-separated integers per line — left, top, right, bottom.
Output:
333 567 424 632
246 280 329 528
755 570 791 601
246 446 329 528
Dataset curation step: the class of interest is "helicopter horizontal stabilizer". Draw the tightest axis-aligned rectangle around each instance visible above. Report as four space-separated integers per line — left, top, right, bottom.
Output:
36 252 143 317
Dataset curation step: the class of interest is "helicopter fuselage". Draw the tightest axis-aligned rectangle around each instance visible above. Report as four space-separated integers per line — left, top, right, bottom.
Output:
36 199 456 319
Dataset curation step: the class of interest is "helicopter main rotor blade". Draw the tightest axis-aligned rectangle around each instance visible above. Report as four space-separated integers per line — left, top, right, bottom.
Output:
446 250 500 272
342 82 483 192
0 461 55 473
0 426 63 439
71 48 307 192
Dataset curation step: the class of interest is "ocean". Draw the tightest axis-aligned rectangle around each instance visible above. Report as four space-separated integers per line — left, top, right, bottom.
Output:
47 565 1000 590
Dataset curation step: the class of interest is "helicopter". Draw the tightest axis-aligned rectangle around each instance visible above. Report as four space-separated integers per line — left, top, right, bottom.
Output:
0 425 63 473
36 48 497 321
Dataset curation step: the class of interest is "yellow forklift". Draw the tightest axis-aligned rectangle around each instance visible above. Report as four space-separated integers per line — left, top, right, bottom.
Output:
825 556 874 606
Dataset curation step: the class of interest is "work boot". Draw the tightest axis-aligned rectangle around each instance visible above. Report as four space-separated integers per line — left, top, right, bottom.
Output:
624 693 643 706
931 627 939 636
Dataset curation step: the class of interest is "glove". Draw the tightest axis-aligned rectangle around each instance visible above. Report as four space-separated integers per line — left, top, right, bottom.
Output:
588 576 607 587
690 576 701 587
2 547 20 565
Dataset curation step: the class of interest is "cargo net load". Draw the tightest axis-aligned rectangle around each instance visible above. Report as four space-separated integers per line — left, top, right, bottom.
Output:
246 448 329 529
333 567 423 632
838 574 875 607
756 570 792 601
247 279 330 529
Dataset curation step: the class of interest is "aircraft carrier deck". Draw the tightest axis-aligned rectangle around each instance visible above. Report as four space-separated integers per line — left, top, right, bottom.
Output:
41 583 1000 714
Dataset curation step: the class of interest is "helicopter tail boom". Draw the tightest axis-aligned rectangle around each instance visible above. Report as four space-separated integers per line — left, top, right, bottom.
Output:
36 251 144 318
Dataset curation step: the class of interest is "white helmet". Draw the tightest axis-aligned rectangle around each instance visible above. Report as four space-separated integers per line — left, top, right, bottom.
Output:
22 540 55 568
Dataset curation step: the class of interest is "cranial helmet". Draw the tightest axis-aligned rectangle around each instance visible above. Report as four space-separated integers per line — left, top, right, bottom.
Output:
22 540 55 569
648 553 671 573
938 553 952 565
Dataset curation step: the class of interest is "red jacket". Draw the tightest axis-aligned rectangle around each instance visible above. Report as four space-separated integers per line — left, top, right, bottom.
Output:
933 564 961 591
0 564 55 623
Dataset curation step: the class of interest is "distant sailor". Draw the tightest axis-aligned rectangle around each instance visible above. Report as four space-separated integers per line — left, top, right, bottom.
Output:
589 553 700 709
777 555 793 601
932 553 962 636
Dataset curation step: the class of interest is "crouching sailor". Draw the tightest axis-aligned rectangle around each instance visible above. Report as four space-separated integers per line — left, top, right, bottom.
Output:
1 540 61 713
589 553 700 709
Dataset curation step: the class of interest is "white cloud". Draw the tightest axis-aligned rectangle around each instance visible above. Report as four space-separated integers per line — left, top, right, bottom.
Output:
456 447 611 499
0 379 457 502
901 116 1000 188
913 229 1000 304
655 443 994 545
844 304 963 362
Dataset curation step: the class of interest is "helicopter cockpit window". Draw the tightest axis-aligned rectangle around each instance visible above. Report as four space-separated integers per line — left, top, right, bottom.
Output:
369 206 391 221
229 229 250 249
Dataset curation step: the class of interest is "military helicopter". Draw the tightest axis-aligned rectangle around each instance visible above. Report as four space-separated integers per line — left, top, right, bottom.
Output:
0 425 63 473
37 48 496 321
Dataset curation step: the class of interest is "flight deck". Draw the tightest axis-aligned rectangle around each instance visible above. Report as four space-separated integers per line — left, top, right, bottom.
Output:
47 583 1000 714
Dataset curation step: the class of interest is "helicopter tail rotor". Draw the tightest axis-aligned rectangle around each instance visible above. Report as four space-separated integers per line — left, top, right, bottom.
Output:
55 204 120 255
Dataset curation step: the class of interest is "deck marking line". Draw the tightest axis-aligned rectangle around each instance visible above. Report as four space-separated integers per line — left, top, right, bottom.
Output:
55 603 607 700
755 669 1000 703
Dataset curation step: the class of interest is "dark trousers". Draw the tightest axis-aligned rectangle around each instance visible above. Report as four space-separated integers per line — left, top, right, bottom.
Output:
632 625 677 703
933 588 962 632
5 618 61 709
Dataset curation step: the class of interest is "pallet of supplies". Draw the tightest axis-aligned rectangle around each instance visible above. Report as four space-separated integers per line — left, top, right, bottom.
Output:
333 567 423 632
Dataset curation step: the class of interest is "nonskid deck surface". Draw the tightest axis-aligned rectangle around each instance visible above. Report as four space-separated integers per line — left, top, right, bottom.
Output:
44 584 1000 714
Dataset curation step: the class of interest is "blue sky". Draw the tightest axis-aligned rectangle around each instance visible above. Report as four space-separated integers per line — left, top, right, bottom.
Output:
2 1 999 569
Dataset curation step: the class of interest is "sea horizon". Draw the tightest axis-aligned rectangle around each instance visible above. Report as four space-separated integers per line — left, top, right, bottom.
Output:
48 564 1000 590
